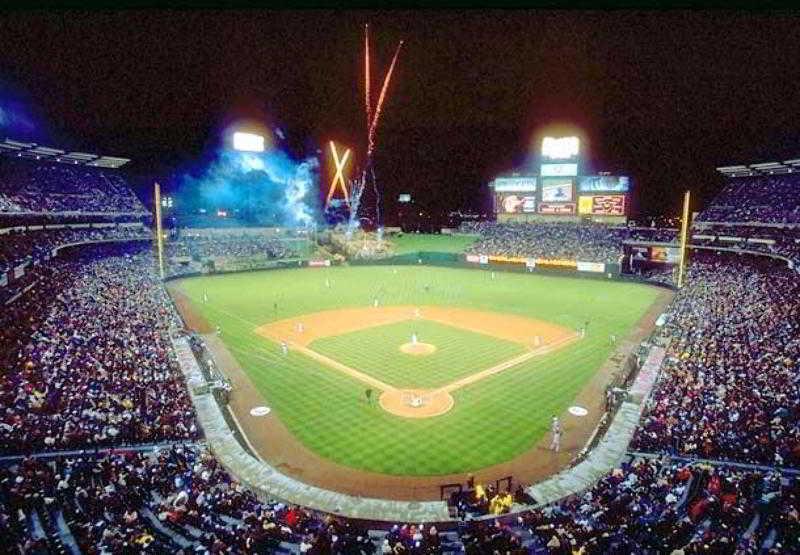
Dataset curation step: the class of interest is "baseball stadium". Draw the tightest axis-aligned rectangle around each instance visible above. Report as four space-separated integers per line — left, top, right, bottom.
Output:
1 9 800 555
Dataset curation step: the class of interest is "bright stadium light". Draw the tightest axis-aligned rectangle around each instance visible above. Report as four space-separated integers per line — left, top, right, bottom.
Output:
232 132 265 152
542 136 580 159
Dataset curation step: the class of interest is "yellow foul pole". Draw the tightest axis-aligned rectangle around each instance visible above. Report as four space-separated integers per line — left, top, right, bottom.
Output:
677 190 691 288
153 182 165 280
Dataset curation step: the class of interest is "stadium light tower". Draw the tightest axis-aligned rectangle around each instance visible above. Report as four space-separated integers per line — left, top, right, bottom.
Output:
542 136 580 159
232 131 265 153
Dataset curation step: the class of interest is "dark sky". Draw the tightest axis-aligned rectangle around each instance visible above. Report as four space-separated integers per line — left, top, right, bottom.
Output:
1 9 800 220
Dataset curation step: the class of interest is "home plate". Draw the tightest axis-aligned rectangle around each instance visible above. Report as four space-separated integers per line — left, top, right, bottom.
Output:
568 406 588 417
250 406 271 417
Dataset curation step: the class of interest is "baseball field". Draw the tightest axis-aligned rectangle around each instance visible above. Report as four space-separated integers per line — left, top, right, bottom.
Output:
170 264 665 481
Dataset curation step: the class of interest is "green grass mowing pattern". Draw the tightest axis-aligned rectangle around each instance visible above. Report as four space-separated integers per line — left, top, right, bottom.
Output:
310 319 524 389
389 233 477 254
176 265 660 475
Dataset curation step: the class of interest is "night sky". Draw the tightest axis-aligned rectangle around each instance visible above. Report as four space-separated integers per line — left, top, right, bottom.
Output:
1 10 800 222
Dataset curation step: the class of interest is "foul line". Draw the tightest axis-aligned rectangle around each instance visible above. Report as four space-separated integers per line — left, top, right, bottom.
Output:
437 333 580 394
291 344 396 392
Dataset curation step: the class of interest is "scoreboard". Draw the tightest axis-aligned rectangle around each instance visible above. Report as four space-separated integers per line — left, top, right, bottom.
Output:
489 136 630 223
491 175 628 222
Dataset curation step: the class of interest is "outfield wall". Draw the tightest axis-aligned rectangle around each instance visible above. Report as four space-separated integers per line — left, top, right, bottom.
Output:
349 251 624 281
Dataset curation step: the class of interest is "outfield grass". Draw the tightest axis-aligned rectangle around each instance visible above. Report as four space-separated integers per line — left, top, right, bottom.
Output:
311 320 524 389
389 233 477 254
176 265 660 475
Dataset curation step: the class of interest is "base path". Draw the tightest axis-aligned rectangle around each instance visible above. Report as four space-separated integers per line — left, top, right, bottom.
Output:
255 305 572 350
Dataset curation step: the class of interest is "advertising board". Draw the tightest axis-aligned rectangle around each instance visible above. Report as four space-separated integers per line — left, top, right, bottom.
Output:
538 202 576 215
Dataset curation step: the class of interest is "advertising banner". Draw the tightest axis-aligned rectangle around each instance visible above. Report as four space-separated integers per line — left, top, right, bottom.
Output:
465 254 481 263
538 202 576 215
535 258 578 268
540 163 578 177
578 175 630 192
479 255 489 265
577 261 606 273
488 255 527 264
308 260 332 267
493 177 538 192
589 195 626 216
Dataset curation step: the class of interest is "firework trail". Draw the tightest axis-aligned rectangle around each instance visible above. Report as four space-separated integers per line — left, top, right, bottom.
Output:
365 24 372 134
367 40 403 160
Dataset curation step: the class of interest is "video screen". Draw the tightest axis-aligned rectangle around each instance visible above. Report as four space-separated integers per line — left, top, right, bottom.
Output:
541 178 574 202
496 193 537 214
651 246 680 263
578 175 630 192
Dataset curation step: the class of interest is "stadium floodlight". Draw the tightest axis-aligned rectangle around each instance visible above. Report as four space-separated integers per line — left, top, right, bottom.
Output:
542 136 580 159
232 132 265 153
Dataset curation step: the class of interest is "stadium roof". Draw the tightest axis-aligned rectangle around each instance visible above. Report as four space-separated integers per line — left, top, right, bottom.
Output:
716 159 799 177
0 138 130 168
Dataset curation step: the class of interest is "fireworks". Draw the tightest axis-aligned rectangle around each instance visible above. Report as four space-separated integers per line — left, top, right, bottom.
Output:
365 24 372 134
326 141 351 205
367 40 403 160
328 24 403 228
364 26 403 161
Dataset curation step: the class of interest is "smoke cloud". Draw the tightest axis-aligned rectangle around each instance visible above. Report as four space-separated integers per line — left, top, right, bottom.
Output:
179 146 319 227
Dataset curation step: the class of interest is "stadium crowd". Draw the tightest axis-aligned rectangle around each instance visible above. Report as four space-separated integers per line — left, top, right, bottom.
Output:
461 222 677 263
0 159 146 214
691 224 800 266
4 442 797 553
696 174 800 224
632 252 800 467
462 457 798 554
0 245 197 453
1 444 401 554
0 226 150 273
166 231 303 260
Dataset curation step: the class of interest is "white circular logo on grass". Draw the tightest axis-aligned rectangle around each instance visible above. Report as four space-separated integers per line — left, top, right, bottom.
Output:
250 406 271 417
568 406 588 417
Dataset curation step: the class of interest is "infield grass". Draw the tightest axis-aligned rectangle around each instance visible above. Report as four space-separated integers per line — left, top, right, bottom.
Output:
311 320 524 389
174 264 661 475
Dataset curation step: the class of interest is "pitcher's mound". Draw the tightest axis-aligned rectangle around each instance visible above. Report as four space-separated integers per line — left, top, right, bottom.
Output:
399 342 437 356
